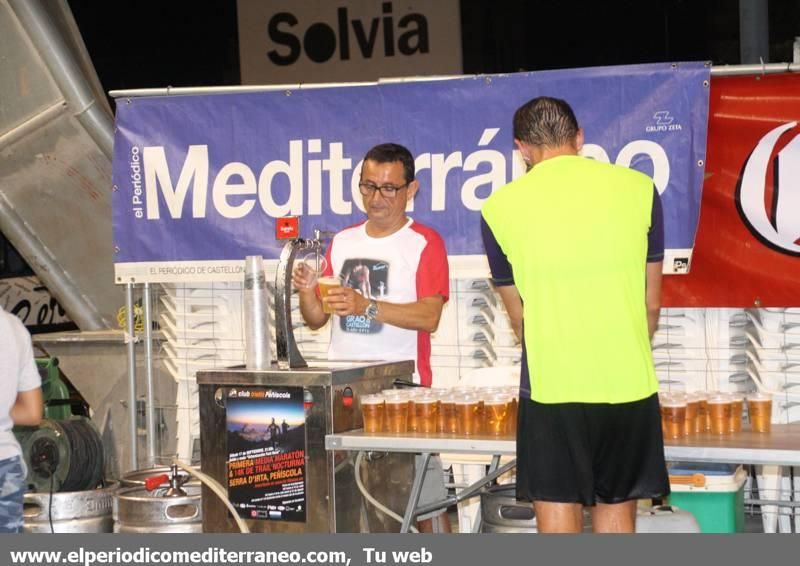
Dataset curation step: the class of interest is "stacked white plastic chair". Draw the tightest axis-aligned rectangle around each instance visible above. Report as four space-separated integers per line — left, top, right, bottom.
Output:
744 308 800 533
651 308 750 394
160 283 249 460
428 279 521 532
430 279 521 389
745 308 800 396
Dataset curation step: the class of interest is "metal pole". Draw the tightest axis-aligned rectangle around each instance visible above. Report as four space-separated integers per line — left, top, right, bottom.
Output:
125 283 138 471
143 283 156 467
8 0 114 158
0 199 108 330
0 100 66 151
710 62 800 75
3 0 112 330
108 64 800 104
739 0 770 64
108 80 376 99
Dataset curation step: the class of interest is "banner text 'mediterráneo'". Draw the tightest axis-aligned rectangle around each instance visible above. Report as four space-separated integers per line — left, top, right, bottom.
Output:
130 131 671 221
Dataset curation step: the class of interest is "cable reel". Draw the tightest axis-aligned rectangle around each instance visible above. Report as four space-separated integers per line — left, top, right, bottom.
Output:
18 417 104 493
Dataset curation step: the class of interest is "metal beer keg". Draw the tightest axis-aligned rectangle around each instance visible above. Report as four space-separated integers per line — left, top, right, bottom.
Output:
480 484 537 533
114 484 203 533
23 481 117 533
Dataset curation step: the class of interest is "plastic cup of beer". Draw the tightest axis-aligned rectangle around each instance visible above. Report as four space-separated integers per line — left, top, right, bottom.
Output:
415 397 439 434
658 391 672 414
381 388 404 398
297 252 328 289
748 393 773 433
381 389 405 406
477 387 502 400
452 386 477 398
658 391 676 421
505 387 518 431
708 394 732 435
455 395 481 436
484 395 510 436
433 393 446 433
385 395 409 434
729 395 744 433
439 394 458 434
361 394 385 433
686 393 703 434
404 390 420 433
475 395 486 435
692 392 709 432
473 395 486 435
661 398 687 439
427 388 448 399
318 275 342 314
682 394 699 437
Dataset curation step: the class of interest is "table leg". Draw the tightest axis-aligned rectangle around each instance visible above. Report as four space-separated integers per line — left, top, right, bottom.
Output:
470 454 503 533
488 454 501 474
400 452 431 533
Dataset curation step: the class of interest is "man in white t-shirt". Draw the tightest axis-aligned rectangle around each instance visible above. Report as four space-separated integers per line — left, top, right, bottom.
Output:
0 307 43 532
293 143 451 532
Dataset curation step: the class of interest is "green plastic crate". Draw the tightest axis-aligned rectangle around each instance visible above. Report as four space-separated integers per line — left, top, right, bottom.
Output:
667 466 746 533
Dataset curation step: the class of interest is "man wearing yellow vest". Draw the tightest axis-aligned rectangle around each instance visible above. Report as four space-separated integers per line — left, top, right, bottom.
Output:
481 97 668 533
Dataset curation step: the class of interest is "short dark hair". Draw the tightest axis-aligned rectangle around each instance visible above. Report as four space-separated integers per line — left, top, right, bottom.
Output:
513 97 579 148
362 143 415 183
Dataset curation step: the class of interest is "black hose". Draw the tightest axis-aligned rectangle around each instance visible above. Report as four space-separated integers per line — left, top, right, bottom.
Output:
392 379 422 388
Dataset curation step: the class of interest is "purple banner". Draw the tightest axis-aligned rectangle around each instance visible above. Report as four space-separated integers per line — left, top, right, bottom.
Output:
112 63 709 281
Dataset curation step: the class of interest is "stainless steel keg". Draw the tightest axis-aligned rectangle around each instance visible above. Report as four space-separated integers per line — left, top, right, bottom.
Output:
23 481 117 533
480 484 537 533
113 484 202 533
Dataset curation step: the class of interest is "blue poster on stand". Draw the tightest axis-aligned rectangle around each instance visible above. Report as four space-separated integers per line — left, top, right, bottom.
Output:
112 62 710 281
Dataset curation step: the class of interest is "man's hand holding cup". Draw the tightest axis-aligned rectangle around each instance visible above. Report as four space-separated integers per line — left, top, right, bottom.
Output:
322 285 369 317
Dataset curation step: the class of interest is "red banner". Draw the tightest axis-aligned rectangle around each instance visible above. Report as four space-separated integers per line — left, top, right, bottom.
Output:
663 73 800 307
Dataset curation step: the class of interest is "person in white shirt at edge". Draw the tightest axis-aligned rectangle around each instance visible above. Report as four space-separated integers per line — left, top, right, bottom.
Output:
0 307 43 533
293 143 451 533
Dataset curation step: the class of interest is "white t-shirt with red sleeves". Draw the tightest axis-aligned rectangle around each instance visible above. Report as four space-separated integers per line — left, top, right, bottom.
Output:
323 218 449 386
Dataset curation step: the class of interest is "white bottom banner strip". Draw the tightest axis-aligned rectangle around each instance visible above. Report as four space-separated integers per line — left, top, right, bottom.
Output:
115 249 692 284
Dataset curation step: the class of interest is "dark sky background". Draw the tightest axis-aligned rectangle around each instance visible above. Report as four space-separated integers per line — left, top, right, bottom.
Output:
66 0 800 99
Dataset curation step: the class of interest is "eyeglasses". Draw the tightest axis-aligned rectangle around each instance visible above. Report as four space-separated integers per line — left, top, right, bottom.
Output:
358 181 410 198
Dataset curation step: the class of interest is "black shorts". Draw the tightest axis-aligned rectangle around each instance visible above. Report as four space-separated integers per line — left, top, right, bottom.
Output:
516 393 670 506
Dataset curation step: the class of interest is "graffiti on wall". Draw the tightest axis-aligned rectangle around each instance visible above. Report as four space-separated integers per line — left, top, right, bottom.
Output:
0 276 75 333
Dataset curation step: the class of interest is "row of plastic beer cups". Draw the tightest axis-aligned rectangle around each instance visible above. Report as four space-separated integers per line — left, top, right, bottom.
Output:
659 391 773 438
360 386 519 436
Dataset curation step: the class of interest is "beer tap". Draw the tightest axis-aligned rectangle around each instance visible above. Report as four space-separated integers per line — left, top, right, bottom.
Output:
274 228 334 369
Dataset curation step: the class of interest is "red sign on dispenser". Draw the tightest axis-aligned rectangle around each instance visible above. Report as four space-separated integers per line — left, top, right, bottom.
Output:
276 216 299 240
